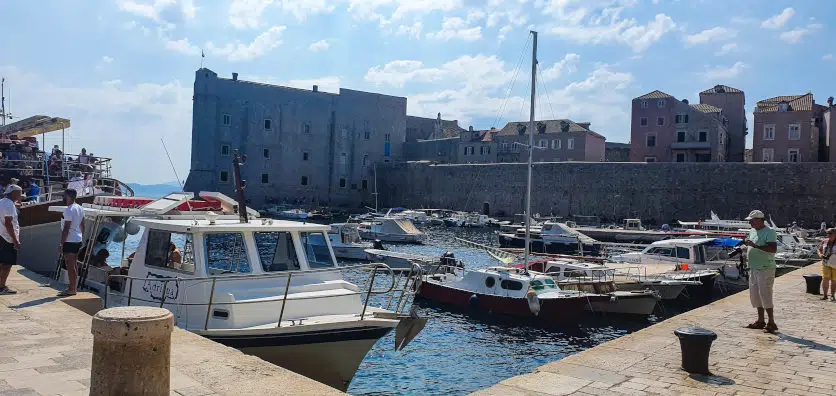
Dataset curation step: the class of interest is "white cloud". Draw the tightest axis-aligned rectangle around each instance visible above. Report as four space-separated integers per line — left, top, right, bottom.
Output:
541 53 581 81
701 62 748 81
761 7 795 29
95 56 115 71
365 55 512 91
395 22 423 39
165 37 200 56
824 54 834 61
308 39 330 52
715 43 738 56
426 17 482 41
498 25 513 42
684 27 736 45
779 24 822 44
101 56 114 64
117 0 195 26
228 0 335 28
391 0 463 20
206 26 286 61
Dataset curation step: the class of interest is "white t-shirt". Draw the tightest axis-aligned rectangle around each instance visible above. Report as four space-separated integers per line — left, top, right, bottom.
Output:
824 243 836 269
62 203 84 243
0 198 19 244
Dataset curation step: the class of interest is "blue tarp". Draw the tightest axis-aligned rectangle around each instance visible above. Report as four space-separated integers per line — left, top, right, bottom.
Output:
706 238 743 247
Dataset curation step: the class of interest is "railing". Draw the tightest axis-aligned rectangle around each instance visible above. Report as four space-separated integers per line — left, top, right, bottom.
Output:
103 262 420 331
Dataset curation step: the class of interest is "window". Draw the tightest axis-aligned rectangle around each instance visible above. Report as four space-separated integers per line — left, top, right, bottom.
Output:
263 148 270 159
778 103 789 112
762 148 774 162
644 156 656 163
340 128 348 140
763 125 775 140
788 124 801 140
676 153 686 162
302 152 309 161
676 131 686 142
788 148 799 163
254 232 300 272
385 133 391 142
463 146 468 156
675 114 689 124
646 134 656 147
698 131 707 142
303 123 311 134
539 139 547 148
647 247 675 257
219 171 229 183
486 146 490 154
301 176 309 185
484 277 496 288
144 230 194 274
300 232 337 269
264 119 272 130
640 117 648 126
567 138 575 150
364 130 370 140
205 233 251 275
362 154 369 166
362 179 368 190
339 178 346 188
550 139 557 149
676 247 691 259
479 146 484 155
641 100 648 109
222 114 231 126
500 280 524 291
657 99 666 108
261 173 269 184
221 144 230 156
656 117 665 126
339 152 347 173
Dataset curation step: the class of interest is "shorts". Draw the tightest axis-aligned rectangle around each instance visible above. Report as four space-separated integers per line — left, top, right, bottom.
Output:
823 264 836 279
0 238 17 266
749 268 776 309
62 242 82 254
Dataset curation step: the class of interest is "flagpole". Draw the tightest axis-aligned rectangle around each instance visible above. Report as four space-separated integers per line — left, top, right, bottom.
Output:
200 49 205 68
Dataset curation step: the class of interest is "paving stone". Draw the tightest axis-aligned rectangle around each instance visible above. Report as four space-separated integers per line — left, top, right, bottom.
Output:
502 372 591 396
175 386 217 396
538 362 628 385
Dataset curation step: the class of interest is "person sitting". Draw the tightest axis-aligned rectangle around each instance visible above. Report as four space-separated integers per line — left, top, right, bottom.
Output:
78 148 90 164
168 243 182 266
24 180 39 203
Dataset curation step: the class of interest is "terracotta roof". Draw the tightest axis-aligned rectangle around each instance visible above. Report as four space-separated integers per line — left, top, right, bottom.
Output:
755 93 814 113
635 90 674 100
493 119 605 139
691 104 722 114
700 85 743 95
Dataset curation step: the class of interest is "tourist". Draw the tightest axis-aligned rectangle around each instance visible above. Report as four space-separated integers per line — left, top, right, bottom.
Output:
817 228 836 301
168 242 182 265
743 210 779 333
58 189 84 297
0 185 22 295
26 180 39 203
78 148 89 164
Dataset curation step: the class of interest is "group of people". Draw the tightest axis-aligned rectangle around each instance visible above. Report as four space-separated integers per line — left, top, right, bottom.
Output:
0 187 83 296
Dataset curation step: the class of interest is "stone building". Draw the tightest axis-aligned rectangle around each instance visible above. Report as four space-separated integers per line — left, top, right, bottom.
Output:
605 142 630 162
699 85 747 162
752 93 827 162
493 119 605 162
183 68 407 208
629 90 730 163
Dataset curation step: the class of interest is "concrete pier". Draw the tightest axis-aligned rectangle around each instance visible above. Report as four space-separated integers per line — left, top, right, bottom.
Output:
0 268 344 396
474 267 836 396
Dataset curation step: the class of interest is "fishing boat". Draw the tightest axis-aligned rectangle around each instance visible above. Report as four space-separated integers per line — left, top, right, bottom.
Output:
416 31 609 325
307 223 373 260
52 152 426 391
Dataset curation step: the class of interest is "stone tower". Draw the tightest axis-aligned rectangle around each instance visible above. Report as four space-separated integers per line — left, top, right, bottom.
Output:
699 85 746 162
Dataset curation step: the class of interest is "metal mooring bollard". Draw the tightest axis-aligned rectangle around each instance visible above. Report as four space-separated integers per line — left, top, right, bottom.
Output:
90 307 174 396
674 327 717 375
803 274 823 295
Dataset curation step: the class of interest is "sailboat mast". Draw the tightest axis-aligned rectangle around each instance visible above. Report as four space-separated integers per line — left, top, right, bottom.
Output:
524 30 537 271
373 162 379 213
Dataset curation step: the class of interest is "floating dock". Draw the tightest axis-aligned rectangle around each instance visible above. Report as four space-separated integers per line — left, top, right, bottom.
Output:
474 266 836 396
0 268 344 396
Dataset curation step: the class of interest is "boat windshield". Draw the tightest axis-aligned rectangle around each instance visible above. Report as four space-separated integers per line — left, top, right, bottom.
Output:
300 232 337 269
205 232 252 275
254 232 301 272
530 279 557 291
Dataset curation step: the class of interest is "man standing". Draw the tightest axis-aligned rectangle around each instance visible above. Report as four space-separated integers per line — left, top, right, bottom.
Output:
817 228 836 301
58 189 84 297
743 210 779 333
0 185 22 295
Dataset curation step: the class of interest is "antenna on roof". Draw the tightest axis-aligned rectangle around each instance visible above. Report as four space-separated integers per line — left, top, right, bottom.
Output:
0 78 13 126
160 138 184 191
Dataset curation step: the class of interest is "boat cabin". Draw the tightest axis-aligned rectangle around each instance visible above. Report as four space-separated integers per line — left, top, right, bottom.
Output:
623 219 645 231
611 238 742 266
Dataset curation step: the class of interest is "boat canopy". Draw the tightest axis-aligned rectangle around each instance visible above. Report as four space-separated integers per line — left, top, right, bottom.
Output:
381 218 423 235
704 238 743 248
0 115 71 138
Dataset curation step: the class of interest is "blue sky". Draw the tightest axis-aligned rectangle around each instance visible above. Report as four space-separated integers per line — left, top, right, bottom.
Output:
1 0 834 183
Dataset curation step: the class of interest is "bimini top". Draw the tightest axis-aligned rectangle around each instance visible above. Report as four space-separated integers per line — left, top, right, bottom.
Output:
129 217 330 233
649 238 718 247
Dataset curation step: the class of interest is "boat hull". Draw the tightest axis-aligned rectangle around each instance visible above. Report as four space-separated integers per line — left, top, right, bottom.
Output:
331 245 372 261
616 282 687 300
359 231 425 244
203 325 393 391
587 292 659 316
416 280 606 324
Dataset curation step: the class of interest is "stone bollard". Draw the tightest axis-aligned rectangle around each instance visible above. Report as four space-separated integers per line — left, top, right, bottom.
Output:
90 307 174 396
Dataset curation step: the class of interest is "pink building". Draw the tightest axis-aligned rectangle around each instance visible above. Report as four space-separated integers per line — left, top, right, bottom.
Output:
752 93 827 162
629 90 730 162
699 85 747 162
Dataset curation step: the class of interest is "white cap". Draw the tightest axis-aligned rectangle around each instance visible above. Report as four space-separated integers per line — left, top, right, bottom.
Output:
4 184 22 194
745 210 765 220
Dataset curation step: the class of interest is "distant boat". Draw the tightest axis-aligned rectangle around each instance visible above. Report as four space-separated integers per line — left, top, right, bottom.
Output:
308 223 373 260
358 218 426 243
280 208 311 219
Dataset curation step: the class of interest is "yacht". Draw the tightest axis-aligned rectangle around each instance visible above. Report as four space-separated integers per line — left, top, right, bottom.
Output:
498 221 601 255
52 167 425 391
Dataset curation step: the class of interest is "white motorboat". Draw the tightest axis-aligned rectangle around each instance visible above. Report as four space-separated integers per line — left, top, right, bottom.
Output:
53 157 425 391
279 208 311 219
308 223 373 260
358 217 426 243
364 249 439 271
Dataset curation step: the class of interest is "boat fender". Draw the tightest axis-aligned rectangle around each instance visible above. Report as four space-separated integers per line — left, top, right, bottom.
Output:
468 294 478 309
124 220 141 235
609 294 618 303
112 228 127 243
526 289 541 316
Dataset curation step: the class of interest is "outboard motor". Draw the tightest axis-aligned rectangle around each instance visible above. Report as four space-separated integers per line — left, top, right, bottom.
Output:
440 251 459 273
373 239 384 250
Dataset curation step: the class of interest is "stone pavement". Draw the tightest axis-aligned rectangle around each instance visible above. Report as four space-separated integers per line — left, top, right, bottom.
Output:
0 267 344 396
473 266 836 396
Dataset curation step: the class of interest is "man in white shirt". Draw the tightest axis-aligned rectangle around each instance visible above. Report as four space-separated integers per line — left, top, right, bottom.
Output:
58 189 85 297
0 185 22 295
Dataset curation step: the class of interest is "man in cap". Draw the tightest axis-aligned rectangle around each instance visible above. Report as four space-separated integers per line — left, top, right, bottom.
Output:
743 210 779 333
816 228 836 301
0 185 22 295
58 189 84 297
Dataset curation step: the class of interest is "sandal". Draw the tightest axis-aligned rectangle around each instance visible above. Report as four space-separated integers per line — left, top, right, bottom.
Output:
822 296 830 300
745 321 766 329
763 323 778 334
56 290 76 297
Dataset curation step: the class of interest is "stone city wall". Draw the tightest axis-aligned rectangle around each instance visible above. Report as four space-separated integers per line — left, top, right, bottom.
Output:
377 161 836 226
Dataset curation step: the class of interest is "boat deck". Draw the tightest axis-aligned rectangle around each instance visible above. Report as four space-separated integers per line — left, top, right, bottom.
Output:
473 265 836 395
0 268 344 396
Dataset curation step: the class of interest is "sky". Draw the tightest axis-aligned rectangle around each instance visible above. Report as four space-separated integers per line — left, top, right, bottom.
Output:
1 0 834 184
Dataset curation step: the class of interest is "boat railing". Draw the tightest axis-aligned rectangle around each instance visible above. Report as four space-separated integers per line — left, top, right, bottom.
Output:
103 262 418 331
56 154 113 180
